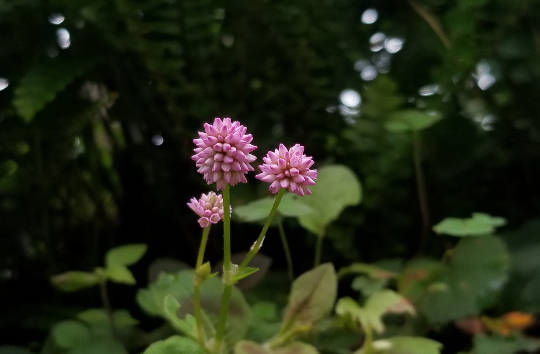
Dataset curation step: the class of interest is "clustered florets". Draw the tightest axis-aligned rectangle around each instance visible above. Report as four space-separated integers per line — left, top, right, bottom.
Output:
188 117 317 227
192 117 257 191
187 191 230 228
255 144 317 196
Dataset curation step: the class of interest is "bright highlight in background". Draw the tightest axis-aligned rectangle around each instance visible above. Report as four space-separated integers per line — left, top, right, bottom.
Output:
56 28 71 49
340 89 361 107
48 13 65 25
384 37 404 54
361 8 378 24
0 78 9 92
151 134 164 146
369 32 386 52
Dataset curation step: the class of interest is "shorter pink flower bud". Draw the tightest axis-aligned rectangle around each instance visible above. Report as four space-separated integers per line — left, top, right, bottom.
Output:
256 143 317 196
187 191 231 228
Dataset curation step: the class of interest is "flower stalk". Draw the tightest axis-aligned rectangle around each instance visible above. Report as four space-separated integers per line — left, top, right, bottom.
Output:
239 188 286 270
277 216 294 282
213 185 232 353
194 225 211 348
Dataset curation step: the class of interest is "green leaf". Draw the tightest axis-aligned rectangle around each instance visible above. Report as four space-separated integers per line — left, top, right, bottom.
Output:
51 271 100 292
163 295 198 338
246 302 281 342
77 309 138 329
105 265 136 285
137 270 251 345
51 320 90 349
369 336 442 354
282 263 337 330
351 276 387 297
385 110 442 132
337 290 415 334
338 263 398 280
235 193 312 223
142 336 206 354
460 334 540 354
433 213 506 237
277 194 314 218
65 338 126 354
105 244 147 267
233 266 260 283
13 57 94 122
298 165 362 236
235 198 275 222
404 237 510 324
501 219 540 311
235 341 319 354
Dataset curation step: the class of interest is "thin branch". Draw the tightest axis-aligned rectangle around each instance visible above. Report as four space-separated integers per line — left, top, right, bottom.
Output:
408 0 451 49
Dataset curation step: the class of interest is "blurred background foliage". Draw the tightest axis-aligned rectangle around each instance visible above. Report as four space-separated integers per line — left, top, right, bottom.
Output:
1 0 540 351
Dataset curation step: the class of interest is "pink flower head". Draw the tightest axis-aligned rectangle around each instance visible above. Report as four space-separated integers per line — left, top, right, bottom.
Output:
192 117 257 190
256 143 317 196
187 191 231 228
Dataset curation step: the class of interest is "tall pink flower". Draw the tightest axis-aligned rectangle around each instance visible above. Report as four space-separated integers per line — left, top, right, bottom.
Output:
192 117 257 190
187 191 230 228
256 143 317 196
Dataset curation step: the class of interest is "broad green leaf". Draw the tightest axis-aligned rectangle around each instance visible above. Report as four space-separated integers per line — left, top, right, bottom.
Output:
338 263 398 279
246 302 281 342
351 276 387 297
13 57 94 122
404 237 509 324
51 320 90 349
336 291 415 334
433 213 506 237
0 346 33 354
137 270 251 345
105 265 136 285
500 219 540 311
368 336 442 354
385 110 442 132
235 194 312 222
282 263 337 330
65 338 126 354
277 194 314 218
105 244 147 267
77 309 138 329
234 198 274 222
298 165 362 236
397 258 445 300
235 341 319 354
142 336 205 354
163 295 197 338
459 334 540 354
51 271 100 292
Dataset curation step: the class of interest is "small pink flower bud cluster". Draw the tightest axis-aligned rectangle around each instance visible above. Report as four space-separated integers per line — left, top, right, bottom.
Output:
192 117 257 191
255 144 317 196
187 192 230 228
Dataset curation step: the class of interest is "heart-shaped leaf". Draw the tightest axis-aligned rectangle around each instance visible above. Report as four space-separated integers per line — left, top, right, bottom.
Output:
298 165 361 236
282 263 337 331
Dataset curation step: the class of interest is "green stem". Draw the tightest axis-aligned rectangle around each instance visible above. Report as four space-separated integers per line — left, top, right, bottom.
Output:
314 233 324 267
413 131 430 252
239 188 286 270
362 324 374 354
213 284 232 353
194 226 211 348
277 216 294 282
213 185 231 353
99 278 116 336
